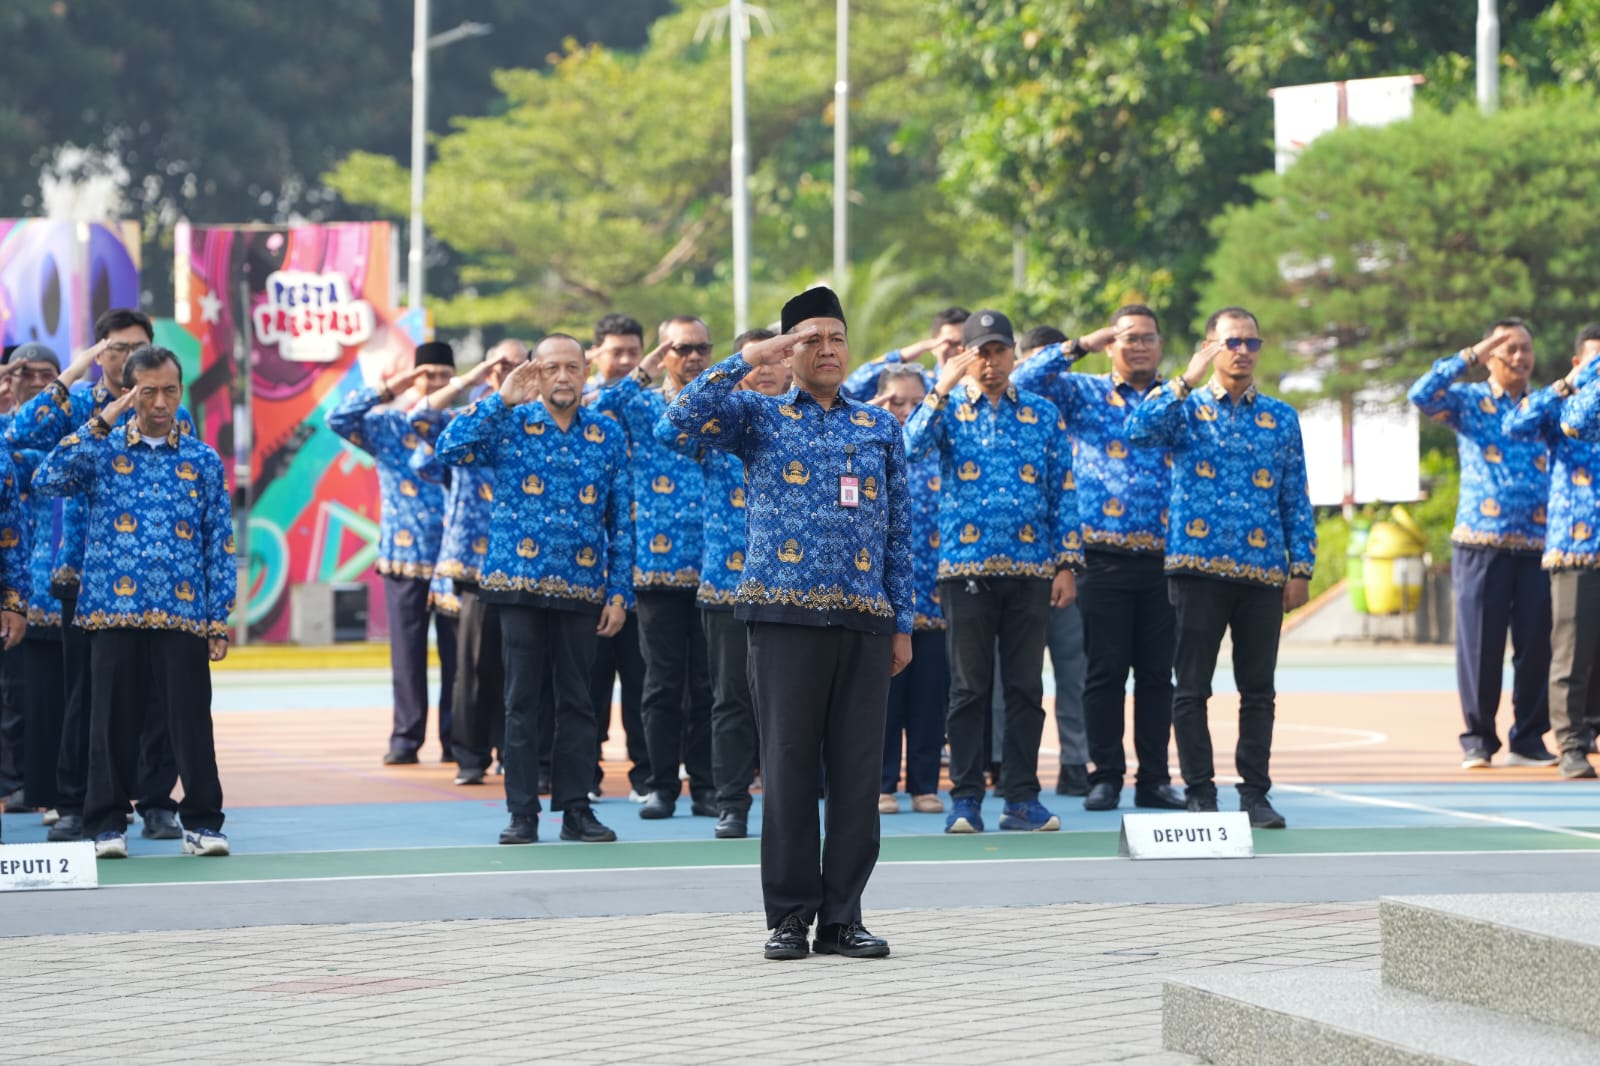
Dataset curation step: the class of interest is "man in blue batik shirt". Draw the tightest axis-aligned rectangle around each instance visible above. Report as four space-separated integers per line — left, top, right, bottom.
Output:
1517 326 1600 778
0 433 28 844
1127 307 1315 831
328 341 457 767
905 310 1081 838
436 335 632 847
36 346 235 860
668 286 913 963
598 317 717 822
1013 306 1186 814
1409 318 1554 770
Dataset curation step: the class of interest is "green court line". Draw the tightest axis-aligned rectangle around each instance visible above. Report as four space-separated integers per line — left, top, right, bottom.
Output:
94 826 1600 886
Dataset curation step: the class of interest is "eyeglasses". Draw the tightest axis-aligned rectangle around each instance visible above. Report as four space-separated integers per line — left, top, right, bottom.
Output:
15 368 56 382
1118 333 1160 347
1222 337 1263 353
670 343 714 357
104 342 142 355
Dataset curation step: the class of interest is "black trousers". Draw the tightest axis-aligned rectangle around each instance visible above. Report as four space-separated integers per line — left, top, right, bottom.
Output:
635 590 713 798
590 612 648 792
84 629 223 837
882 629 948 795
1549 569 1600 755
500 603 600 816
383 574 457 755
703 608 757 814
449 584 504 772
56 596 179 816
1452 545 1551 755
942 577 1051 803
20 635 65 810
1079 550 1175 788
748 621 891 929
0 641 22 794
1169 575 1281 799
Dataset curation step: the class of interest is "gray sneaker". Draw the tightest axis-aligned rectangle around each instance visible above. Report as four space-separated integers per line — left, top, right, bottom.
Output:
141 808 182 840
1560 751 1597 779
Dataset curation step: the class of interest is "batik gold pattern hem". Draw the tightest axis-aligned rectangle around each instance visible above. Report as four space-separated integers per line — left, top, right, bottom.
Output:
1165 554 1289 588
376 559 437 580
27 607 61 627
435 560 480 583
1084 529 1165 553
50 566 79 591
913 612 947 632
936 557 1059 581
1544 550 1600 571
1450 527 1545 553
736 580 894 619
2 589 25 614
696 583 741 607
479 572 606 605
77 610 216 637
634 568 701 589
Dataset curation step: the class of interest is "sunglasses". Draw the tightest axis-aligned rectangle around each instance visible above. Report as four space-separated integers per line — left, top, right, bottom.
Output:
670 343 714 357
1221 337 1263 353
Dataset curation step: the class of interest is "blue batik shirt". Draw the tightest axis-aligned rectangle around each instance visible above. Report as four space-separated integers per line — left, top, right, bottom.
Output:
327 386 448 579
691 447 748 610
904 382 1081 581
1013 344 1172 554
840 349 935 403
1506 364 1600 570
906 453 944 631
11 448 60 628
35 418 235 638
595 374 705 591
9 383 195 597
1558 370 1600 444
1408 352 1549 553
1126 379 1316 588
0 449 30 617
666 354 915 635
410 434 494 588
435 394 633 611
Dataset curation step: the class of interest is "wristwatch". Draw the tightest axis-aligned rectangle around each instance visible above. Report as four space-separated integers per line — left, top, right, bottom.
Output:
1067 338 1089 358
1554 378 1575 398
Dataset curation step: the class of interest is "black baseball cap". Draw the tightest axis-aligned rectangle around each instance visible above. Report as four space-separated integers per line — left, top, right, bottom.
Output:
962 309 1014 349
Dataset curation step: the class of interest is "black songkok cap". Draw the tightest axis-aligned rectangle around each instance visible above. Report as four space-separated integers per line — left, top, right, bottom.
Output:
780 286 847 334
414 341 455 368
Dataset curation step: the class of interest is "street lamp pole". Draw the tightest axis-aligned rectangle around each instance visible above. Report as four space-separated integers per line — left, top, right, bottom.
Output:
729 0 750 335
1477 0 1499 114
408 0 429 310
833 0 849 288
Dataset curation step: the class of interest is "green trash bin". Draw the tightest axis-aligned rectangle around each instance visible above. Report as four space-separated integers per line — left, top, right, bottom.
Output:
1346 518 1371 614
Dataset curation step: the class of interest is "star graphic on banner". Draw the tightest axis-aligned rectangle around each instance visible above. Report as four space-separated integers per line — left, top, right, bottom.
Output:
199 290 224 324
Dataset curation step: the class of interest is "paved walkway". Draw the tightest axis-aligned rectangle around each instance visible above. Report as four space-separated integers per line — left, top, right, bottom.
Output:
7 902 1380 1064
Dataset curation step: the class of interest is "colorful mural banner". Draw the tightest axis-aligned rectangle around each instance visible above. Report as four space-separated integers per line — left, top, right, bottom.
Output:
174 222 415 642
0 219 141 354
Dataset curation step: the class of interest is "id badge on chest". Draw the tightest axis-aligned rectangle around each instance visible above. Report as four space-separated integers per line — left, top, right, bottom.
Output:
838 443 860 508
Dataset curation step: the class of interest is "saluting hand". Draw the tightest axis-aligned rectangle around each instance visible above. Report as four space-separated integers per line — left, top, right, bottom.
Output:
381 365 430 402
636 337 674 380
1078 326 1121 353
890 632 913 677
498 360 542 406
742 327 815 368
934 347 980 398
59 339 106 387
98 388 137 427
1181 341 1223 389
0 610 25 651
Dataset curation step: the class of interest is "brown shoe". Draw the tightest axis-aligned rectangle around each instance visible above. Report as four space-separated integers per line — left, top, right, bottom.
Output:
911 793 944 814
878 794 900 815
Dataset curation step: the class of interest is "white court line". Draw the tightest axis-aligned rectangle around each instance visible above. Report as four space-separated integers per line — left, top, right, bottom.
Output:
91 848 1600 890
1273 782 1600 842
1038 722 1390 762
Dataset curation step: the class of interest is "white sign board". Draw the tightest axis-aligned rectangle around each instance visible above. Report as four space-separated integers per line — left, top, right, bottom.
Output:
1296 396 1422 506
0 842 98 891
1117 812 1254 860
1272 74 1420 173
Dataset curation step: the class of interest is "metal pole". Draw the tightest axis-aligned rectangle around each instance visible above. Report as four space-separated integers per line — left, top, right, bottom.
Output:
1477 0 1499 115
730 0 750 335
833 0 849 288
408 0 429 310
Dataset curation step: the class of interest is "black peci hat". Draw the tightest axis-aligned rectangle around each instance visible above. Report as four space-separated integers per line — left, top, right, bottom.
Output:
414 341 455 368
780 286 847 334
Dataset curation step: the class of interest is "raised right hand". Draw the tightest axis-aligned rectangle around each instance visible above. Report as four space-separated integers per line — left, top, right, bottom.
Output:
1182 341 1223 388
934 347 981 397
743 327 816 368
381 365 429 400
497 360 542 406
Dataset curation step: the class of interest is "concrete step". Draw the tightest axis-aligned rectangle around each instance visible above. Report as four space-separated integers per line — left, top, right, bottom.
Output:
1381 893 1600 1038
1163 969 1600 1066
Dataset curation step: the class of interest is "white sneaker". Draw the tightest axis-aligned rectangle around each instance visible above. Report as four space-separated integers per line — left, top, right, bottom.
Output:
1461 749 1491 769
93 831 128 859
1506 750 1559 767
182 828 230 856
41 808 59 827
628 790 651 804
587 790 604 804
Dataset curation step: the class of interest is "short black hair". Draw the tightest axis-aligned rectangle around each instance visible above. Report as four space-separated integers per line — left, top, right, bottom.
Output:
931 307 970 333
1018 325 1067 352
1575 323 1600 354
95 308 154 343
593 313 642 347
1204 306 1259 338
1483 316 1531 340
734 328 776 350
120 345 182 388
1110 304 1161 333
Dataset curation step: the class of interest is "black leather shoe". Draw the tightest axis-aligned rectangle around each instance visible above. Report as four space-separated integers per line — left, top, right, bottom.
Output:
813 922 890 959
382 749 419 766
1082 782 1121 811
47 813 85 842
1242 795 1287 829
639 792 676 819
689 790 719 817
561 806 617 842
141 809 182 840
454 767 486 786
1134 784 1186 810
764 915 810 960
498 814 538 845
1054 764 1090 796
1186 790 1218 813
715 810 748 839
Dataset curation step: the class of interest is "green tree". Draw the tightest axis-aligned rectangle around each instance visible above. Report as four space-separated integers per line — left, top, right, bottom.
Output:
1201 95 1600 395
